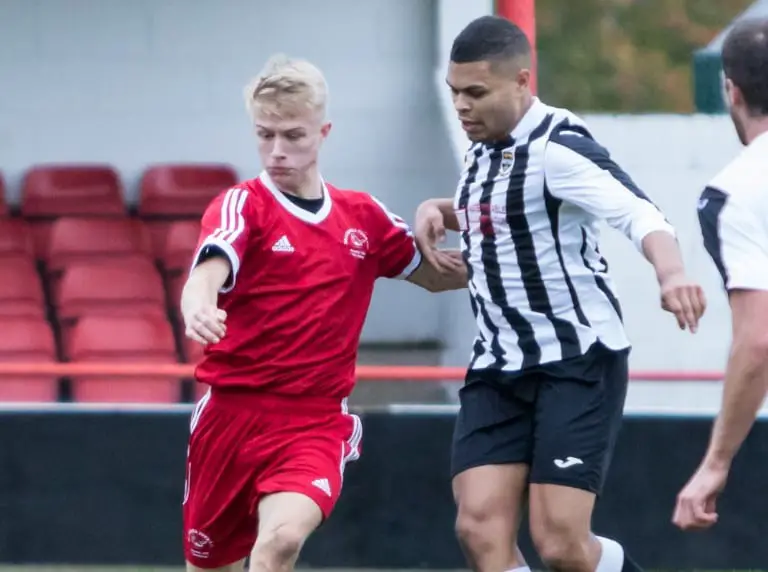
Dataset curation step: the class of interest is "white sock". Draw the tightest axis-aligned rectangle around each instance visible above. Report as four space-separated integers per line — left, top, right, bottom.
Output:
595 536 625 572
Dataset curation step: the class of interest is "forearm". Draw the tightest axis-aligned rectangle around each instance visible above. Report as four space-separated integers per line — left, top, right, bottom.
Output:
705 342 768 468
406 252 467 292
181 259 230 314
641 230 685 283
426 268 468 292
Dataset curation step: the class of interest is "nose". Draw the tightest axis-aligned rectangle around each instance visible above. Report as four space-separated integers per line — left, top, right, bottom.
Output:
270 138 288 160
453 93 471 114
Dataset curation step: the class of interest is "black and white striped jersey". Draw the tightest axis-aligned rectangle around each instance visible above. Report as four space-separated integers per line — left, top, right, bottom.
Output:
454 97 675 375
697 131 768 292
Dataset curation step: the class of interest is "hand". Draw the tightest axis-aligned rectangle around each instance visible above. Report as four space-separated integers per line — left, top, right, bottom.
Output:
435 249 468 283
672 460 729 531
659 272 707 333
183 303 227 345
415 200 459 273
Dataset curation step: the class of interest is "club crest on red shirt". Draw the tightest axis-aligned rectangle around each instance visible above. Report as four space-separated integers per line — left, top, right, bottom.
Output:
344 228 369 259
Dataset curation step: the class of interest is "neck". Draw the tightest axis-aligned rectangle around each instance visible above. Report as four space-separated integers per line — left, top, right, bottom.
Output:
279 168 323 200
744 116 768 145
488 93 535 143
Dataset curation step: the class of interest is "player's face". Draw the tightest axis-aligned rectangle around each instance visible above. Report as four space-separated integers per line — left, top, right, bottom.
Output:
724 77 748 146
447 59 531 143
253 106 331 191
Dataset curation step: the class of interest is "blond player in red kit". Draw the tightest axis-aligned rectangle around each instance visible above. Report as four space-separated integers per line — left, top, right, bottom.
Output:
179 55 467 572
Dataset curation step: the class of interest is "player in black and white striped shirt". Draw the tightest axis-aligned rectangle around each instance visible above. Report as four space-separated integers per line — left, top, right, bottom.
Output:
674 17 768 533
415 16 706 572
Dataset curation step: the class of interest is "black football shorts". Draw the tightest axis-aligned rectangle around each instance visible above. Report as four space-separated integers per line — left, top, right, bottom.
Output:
451 343 629 495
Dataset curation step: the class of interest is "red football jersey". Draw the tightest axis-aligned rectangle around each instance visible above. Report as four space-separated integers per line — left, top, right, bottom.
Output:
190 172 421 399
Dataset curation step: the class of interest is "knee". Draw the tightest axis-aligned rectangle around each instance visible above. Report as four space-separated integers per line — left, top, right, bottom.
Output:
530 521 591 570
455 503 509 555
455 508 486 551
253 523 306 565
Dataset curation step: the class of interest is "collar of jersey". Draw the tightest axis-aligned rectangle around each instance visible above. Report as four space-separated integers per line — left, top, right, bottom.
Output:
258 170 333 224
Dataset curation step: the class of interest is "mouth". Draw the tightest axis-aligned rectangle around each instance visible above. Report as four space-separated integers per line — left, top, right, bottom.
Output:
460 120 482 132
268 167 292 176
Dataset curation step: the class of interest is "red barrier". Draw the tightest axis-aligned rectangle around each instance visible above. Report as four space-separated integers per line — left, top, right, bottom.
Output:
0 362 723 381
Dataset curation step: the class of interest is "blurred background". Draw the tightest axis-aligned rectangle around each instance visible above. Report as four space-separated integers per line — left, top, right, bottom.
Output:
0 0 766 570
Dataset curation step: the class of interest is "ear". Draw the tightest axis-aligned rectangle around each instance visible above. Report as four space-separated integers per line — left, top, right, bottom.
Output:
516 67 531 90
321 121 332 138
725 77 741 109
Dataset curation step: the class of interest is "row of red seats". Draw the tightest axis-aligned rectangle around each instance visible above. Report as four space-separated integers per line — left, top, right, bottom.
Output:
0 217 199 277
0 164 231 404
0 163 238 218
0 315 206 404
0 217 201 359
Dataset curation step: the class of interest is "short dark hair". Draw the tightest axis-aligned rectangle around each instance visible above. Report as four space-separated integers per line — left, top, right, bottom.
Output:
722 17 768 115
450 15 531 64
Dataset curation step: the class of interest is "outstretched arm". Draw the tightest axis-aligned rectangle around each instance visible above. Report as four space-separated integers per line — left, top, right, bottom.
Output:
543 128 705 332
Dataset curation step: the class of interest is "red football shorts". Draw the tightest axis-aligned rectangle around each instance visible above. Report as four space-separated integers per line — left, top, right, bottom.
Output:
182 388 362 568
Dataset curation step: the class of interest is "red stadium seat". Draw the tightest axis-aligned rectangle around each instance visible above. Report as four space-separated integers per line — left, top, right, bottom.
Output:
0 258 45 318
20 164 126 218
68 315 181 403
138 164 238 217
0 317 59 402
0 219 35 262
161 220 200 275
45 217 154 281
57 259 168 346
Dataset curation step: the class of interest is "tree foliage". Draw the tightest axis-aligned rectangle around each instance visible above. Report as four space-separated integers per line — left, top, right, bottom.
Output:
535 0 754 111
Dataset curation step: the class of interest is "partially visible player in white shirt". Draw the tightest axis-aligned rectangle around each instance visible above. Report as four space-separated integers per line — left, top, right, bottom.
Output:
674 17 768 531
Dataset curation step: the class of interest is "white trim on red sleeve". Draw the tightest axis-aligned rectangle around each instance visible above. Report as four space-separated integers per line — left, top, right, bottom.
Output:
189 187 248 293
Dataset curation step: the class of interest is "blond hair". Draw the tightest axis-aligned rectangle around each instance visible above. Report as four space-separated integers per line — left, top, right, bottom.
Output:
244 54 328 120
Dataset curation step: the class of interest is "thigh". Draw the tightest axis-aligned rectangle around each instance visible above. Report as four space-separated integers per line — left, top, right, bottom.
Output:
451 380 536 479
183 399 262 569
251 410 362 520
529 349 629 495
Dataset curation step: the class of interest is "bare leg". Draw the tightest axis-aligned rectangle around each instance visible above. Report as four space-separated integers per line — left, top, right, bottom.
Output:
453 464 530 572
248 492 323 572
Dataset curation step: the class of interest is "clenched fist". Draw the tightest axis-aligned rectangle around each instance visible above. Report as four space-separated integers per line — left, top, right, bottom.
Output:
183 303 227 345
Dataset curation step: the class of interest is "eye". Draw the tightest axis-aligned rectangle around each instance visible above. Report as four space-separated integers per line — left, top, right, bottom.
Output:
257 131 274 140
466 89 488 99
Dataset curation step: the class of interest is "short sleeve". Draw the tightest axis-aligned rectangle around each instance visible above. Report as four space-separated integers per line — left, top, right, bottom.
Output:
698 186 768 291
191 187 252 293
369 197 422 279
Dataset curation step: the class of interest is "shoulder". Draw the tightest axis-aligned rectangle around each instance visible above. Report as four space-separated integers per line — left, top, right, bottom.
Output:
543 111 607 158
207 179 262 209
327 184 410 237
327 183 388 216
707 146 765 205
